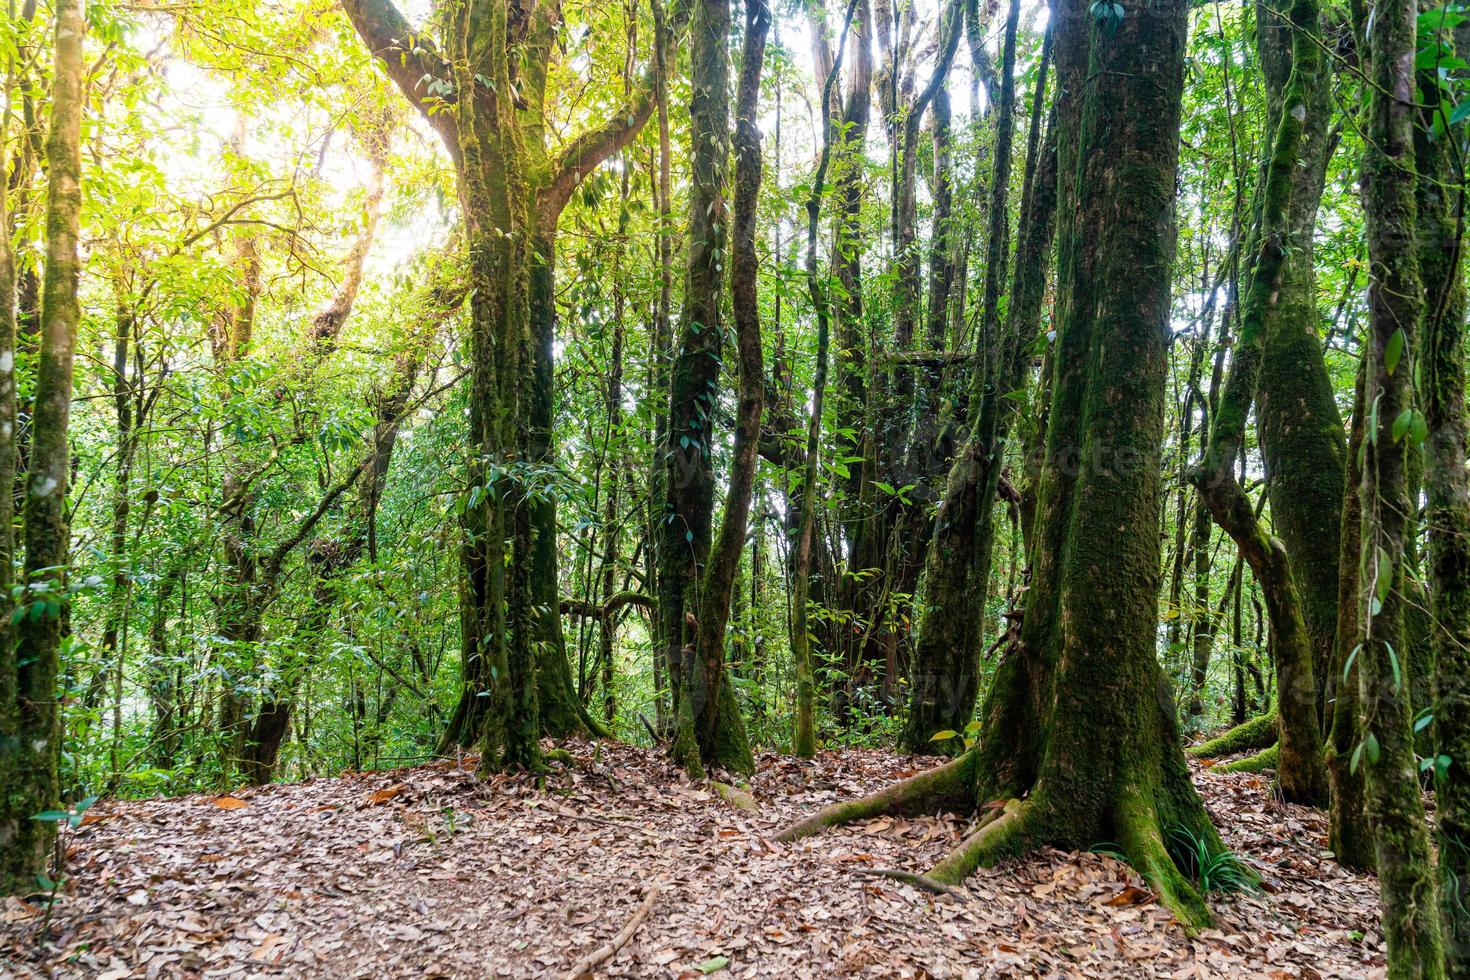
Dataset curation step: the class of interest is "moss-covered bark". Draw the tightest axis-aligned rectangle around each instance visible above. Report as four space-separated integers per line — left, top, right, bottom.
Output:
782 0 1226 929
901 0 1054 754
1326 357 1375 871
345 0 667 767
657 0 755 776
1251 0 1344 723
1357 0 1446 966
1415 15 1470 965
1189 711 1278 758
1 0 84 894
1186 0 1328 807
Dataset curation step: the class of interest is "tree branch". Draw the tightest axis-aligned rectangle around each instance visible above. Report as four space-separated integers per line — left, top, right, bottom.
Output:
540 0 691 219
339 0 459 154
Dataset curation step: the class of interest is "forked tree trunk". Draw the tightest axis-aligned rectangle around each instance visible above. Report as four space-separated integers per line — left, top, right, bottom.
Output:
678 0 768 775
659 0 756 775
780 0 1227 929
1186 0 1328 806
345 0 665 767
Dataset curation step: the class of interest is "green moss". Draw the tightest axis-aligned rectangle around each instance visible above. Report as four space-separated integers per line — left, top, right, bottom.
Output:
1218 744 1279 774
1189 712 1278 758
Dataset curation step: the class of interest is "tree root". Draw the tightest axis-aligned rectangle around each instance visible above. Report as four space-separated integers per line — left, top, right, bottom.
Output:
711 780 758 811
773 752 976 843
1217 743 1278 774
852 867 967 900
1188 711 1277 759
1113 788 1213 931
561 881 661 980
927 798 1033 884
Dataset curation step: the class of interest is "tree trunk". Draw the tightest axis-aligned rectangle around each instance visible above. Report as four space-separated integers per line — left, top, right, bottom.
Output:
1251 0 1344 727
1186 0 1328 806
900 0 1046 751
1357 0 1446 965
782 0 1225 928
792 0 860 759
1417 17 1470 958
2 0 84 894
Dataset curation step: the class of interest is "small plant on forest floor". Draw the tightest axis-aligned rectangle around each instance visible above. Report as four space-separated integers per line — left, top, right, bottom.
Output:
928 720 983 753
31 795 100 936
1166 826 1260 894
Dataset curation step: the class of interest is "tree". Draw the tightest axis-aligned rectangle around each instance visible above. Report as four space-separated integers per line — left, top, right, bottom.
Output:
1356 0 1445 965
1 0 85 893
341 0 668 768
779 0 1228 927
1187 0 1330 806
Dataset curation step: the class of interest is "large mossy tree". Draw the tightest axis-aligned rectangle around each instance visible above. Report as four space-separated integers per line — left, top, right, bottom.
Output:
342 0 671 769
779 0 1231 927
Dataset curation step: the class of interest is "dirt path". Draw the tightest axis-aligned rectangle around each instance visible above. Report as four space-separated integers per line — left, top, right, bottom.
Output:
1 742 1383 978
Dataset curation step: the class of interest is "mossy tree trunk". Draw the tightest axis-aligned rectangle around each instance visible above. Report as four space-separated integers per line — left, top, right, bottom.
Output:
1 0 84 894
345 0 666 766
1416 11 1470 966
900 3 1052 752
782 0 1227 928
1357 0 1446 966
657 0 756 775
1326 358 1375 870
1186 0 1329 807
0 0 23 891
675 0 769 776
1250 0 1344 725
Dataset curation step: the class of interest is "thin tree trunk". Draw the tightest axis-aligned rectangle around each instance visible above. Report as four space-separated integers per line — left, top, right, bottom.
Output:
2 0 85 893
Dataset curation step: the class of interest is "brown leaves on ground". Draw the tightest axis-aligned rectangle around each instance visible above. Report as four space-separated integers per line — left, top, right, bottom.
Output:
0 744 1383 978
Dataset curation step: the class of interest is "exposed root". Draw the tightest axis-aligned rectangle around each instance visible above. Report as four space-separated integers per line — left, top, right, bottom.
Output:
927 798 1034 885
773 751 976 843
561 881 661 980
852 867 967 900
1218 743 1279 774
1114 788 1212 931
1188 711 1277 759
711 780 758 811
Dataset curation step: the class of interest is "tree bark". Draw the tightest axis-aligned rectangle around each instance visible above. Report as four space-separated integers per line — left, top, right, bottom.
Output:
782 0 1224 929
1357 0 1446 965
2 0 85 894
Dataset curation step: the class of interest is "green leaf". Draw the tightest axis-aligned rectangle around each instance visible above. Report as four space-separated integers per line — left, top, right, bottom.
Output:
697 956 730 974
1387 641 1402 692
1411 411 1430 445
929 729 960 742
1366 731 1381 766
31 810 69 823
1343 643 1363 683
1350 740 1364 774
1386 328 1406 376
1376 546 1394 602
1393 408 1414 442
1415 711 1435 734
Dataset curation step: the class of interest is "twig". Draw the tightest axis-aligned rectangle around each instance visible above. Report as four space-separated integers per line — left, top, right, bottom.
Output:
852 867 967 900
562 881 662 979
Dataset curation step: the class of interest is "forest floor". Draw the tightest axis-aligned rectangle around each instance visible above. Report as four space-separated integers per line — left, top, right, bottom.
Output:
0 740 1382 979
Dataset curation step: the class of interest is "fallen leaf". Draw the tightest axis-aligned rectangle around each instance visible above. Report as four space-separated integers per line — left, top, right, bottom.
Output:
366 784 406 804
211 796 248 810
